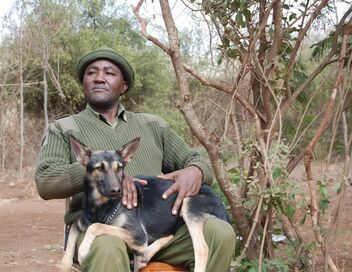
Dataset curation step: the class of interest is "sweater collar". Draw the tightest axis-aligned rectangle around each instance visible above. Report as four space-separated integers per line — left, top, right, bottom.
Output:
85 103 127 124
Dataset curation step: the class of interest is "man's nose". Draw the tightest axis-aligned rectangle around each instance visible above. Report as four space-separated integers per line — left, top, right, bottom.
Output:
94 71 106 82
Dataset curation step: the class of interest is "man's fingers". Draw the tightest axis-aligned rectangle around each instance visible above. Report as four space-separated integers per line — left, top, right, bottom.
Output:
162 183 178 200
123 177 147 209
122 179 129 206
162 183 185 215
122 175 136 209
172 195 184 215
157 173 176 181
133 178 148 186
126 182 134 209
131 178 146 207
132 184 138 207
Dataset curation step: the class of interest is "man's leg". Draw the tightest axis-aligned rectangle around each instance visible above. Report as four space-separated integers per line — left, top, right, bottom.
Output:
153 218 236 272
203 218 236 272
151 224 194 268
76 232 131 272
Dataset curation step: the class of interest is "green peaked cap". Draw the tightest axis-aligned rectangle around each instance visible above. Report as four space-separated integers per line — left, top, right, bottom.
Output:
75 47 135 91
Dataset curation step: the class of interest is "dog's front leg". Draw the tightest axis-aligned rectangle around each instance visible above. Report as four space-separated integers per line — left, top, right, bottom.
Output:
134 235 175 270
78 223 147 264
60 223 80 272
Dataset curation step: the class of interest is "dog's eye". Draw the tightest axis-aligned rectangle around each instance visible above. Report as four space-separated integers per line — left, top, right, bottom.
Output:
114 165 121 172
113 162 123 172
96 164 105 172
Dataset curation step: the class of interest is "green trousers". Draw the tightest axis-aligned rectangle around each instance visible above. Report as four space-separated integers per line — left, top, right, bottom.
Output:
76 218 235 272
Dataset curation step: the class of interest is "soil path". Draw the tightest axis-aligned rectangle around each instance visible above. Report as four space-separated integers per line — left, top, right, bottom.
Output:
0 180 63 272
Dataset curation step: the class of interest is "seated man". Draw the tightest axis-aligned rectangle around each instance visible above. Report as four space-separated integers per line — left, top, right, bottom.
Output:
35 47 235 272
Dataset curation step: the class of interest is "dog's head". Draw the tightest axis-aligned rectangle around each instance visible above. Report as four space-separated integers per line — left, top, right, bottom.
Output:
70 136 140 200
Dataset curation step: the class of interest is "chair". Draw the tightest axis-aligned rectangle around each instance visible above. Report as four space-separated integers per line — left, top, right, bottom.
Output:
140 262 188 272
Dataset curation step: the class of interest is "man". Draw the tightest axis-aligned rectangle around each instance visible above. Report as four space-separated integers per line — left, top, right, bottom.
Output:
35 47 235 271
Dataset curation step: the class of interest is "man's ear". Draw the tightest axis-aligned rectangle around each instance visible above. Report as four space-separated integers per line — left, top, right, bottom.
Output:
121 82 129 95
69 136 91 166
118 137 140 162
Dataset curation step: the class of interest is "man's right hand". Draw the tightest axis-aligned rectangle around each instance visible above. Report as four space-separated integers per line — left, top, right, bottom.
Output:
122 174 147 209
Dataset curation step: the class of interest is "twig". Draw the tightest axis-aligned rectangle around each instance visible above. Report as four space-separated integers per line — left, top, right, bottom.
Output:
132 0 170 54
235 192 264 265
235 114 270 265
302 23 349 272
284 0 329 93
258 208 271 272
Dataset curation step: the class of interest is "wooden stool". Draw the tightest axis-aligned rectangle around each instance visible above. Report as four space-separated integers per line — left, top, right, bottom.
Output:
139 262 188 272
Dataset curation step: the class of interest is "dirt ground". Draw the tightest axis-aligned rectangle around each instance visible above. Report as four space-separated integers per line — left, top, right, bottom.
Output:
0 164 351 272
0 173 63 272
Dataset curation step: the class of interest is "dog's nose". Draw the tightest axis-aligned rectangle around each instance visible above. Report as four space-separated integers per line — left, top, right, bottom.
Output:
110 187 121 194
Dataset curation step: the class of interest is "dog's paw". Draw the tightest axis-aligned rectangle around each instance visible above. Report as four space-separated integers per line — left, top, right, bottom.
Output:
133 254 148 271
57 262 72 272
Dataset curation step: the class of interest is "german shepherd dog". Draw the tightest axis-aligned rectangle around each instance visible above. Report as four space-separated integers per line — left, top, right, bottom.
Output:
60 137 229 272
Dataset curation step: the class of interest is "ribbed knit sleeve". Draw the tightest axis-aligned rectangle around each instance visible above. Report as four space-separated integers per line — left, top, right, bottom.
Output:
35 121 85 200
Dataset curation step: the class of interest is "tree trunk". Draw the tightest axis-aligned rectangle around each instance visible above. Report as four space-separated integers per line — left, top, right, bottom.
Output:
19 1 24 178
43 61 49 127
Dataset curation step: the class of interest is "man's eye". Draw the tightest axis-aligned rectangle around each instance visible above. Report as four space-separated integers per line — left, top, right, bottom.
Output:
106 72 116 76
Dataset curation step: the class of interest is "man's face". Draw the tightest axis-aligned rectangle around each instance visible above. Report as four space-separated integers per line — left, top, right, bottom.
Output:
82 59 128 109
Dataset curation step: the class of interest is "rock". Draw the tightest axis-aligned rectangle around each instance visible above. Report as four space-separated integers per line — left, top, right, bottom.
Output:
9 182 15 188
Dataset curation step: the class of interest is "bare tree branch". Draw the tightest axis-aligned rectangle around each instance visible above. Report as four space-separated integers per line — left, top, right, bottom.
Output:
284 0 329 94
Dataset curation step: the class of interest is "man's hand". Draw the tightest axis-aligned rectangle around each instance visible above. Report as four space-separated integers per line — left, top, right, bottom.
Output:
158 166 203 215
122 174 147 209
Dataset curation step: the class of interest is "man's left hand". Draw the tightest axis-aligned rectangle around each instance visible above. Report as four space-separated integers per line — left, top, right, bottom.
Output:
157 166 203 215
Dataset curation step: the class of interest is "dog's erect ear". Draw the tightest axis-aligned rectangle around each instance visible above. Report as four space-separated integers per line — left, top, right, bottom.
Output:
69 136 92 166
118 137 140 162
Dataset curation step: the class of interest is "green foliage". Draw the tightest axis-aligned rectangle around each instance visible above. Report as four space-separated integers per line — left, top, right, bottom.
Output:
288 63 309 98
332 141 345 157
332 180 342 194
228 168 241 184
242 139 303 219
219 137 237 163
282 239 314 269
238 258 289 272
0 0 189 139
318 180 330 213
310 31 334 61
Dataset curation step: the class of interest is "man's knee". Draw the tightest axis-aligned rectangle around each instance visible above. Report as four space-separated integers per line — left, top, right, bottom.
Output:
89 234 128 256
203 218 236 248
80 235 131 272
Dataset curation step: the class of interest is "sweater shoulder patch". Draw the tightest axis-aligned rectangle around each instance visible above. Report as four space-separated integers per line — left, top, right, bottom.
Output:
131 112 168 128
55 115 80 134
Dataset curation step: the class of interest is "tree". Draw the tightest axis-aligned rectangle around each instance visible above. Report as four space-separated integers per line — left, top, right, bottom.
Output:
0 0 188 170
134 0 352 270
25 0 68 126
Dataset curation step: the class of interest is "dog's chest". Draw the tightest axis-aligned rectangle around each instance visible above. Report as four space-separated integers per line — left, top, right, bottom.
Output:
110 209 142 229
110 212 128 227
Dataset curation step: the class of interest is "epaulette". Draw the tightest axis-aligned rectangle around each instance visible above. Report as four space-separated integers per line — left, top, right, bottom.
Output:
54 115 79 134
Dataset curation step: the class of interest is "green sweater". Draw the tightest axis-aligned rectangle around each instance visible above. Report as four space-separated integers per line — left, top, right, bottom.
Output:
35 104 213 224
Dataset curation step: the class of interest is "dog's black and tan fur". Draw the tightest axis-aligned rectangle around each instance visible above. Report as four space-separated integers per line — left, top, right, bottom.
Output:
60 137 229 272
